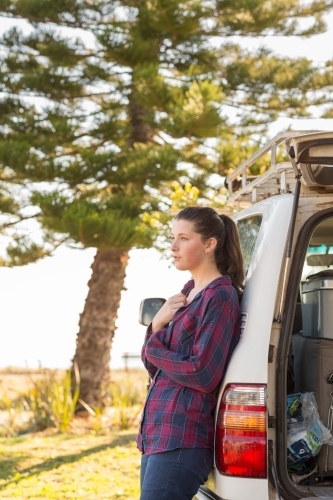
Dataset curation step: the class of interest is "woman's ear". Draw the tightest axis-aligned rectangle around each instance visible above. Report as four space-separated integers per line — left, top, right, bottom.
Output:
205 238 217 254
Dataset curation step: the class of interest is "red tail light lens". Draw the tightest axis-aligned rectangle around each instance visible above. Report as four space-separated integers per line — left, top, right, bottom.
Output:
215 384 267 478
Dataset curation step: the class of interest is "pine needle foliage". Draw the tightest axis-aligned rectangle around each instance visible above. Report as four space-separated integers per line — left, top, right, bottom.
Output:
0 1 332 261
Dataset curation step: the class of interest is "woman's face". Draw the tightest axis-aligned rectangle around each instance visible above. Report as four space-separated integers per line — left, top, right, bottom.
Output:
170 218 208 272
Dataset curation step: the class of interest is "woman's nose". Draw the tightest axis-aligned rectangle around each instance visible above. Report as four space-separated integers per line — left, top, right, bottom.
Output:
170 240 178 251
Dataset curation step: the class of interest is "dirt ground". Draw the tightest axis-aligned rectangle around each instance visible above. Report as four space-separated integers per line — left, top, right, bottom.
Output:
0 367 64 399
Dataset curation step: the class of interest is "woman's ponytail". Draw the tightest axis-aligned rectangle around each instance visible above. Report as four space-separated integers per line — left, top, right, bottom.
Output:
217 214 244 299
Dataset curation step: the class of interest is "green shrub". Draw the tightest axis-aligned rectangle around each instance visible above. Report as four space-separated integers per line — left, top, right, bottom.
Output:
21 368 80 432
0 390 21 435
110 375 146 430
0 368 148 435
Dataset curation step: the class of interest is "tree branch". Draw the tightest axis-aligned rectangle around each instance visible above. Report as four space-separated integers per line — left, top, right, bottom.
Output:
0 12 121 30
0 212 40 230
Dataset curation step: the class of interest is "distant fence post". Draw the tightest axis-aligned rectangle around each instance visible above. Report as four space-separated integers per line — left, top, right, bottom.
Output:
121 352 141 371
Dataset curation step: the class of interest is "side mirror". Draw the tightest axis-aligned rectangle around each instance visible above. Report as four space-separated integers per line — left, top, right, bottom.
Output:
139 298 166 326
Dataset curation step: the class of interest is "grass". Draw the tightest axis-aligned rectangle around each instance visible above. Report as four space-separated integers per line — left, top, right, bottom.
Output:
0 368 147 498
0 430 141 499
0 369 212 499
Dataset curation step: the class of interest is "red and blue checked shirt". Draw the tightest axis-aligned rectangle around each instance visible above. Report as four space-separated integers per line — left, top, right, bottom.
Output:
137 275 241 455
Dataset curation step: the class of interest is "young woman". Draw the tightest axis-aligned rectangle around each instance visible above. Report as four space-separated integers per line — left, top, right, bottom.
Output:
137 206 244 500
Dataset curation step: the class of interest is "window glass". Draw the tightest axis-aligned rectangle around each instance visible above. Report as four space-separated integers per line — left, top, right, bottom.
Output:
237 215 263 275
302 216 333 280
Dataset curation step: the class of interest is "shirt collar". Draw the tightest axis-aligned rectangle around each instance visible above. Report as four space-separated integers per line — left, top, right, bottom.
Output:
181 275 231 296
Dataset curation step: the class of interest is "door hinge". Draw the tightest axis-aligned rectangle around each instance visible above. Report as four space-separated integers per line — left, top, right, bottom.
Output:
268 415 276 428
268 344 275 363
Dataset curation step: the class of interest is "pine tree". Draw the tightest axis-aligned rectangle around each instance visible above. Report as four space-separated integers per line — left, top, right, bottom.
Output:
0 0 333 409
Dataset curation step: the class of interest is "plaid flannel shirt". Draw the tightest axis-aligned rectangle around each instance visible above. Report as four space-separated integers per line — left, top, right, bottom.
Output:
137 275 241 455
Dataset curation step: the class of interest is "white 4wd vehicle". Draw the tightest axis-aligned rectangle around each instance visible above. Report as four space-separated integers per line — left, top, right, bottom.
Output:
140 130 333 500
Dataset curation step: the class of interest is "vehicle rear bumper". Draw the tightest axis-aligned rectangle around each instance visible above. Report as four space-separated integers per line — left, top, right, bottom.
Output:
194 485 224 500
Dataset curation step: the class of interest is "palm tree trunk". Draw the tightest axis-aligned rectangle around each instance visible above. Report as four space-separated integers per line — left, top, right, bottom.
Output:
71 248 129 412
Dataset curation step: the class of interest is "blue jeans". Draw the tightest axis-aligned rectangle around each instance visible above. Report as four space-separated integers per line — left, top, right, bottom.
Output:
140 448 213 500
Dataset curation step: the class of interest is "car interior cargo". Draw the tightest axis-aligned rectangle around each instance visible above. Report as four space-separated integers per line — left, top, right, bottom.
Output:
287 216 333 494
301 271 333 340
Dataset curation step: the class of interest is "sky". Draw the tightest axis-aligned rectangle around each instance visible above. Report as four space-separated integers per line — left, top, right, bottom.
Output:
0 245 190 369
0 10 333 370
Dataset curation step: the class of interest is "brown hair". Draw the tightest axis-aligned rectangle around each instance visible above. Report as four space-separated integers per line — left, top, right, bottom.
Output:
174 207 244 299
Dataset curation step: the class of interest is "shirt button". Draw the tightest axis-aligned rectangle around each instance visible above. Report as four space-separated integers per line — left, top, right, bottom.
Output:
193 367 196 372
169 321 173 327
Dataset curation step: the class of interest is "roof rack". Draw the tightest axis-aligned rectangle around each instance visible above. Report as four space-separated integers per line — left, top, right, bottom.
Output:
225 130 317 208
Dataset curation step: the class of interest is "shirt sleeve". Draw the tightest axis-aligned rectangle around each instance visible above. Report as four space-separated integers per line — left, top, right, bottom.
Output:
144 293 239 393
141 323 167 378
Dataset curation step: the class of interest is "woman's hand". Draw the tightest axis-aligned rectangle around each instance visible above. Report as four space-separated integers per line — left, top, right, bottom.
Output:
151 293 186 333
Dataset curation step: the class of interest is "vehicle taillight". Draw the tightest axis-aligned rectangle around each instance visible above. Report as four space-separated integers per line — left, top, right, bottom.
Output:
215 384 267 478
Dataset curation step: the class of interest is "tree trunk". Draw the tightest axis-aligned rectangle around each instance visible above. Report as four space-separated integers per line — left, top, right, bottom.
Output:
128 100 154 145
71 248 129 412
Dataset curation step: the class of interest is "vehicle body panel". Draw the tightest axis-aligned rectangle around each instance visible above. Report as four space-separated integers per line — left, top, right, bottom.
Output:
219 195 293 385
212 194 333 500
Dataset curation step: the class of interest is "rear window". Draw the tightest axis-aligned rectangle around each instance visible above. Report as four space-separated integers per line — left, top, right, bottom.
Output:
237 215 263 275
302 216 333 280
